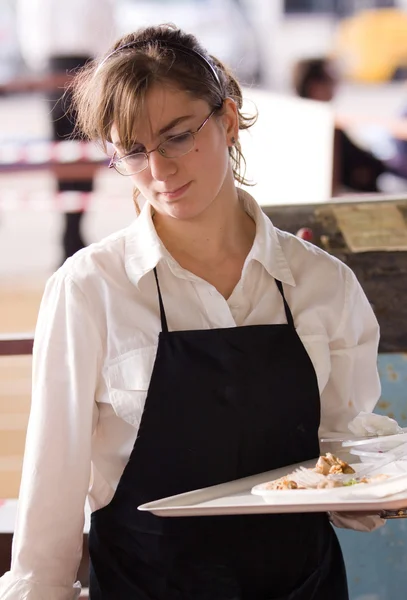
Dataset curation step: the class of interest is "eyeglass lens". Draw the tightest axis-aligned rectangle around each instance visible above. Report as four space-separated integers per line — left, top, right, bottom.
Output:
116 132 195 175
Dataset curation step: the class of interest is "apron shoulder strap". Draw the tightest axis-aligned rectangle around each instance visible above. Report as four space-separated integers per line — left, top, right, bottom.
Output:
275 280 295 329
153 267 169 334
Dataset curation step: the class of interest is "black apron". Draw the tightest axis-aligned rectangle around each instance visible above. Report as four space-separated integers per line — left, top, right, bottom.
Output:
89 269 348 599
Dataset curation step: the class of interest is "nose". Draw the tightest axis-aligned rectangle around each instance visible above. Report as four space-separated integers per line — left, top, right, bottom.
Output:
148 150 177 181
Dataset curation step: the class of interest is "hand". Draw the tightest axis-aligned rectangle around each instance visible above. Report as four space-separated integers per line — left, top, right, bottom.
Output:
328 510 385 532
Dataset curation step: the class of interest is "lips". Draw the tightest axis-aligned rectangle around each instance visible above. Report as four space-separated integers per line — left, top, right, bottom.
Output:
159 181 191 200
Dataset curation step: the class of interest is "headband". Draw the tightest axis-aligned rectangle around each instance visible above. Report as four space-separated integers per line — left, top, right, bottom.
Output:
96 40 221 88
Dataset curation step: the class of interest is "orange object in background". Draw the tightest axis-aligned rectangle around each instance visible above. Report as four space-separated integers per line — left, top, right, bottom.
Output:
334 8 407 83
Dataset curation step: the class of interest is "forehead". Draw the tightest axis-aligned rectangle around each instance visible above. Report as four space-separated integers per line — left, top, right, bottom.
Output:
111 83 209 148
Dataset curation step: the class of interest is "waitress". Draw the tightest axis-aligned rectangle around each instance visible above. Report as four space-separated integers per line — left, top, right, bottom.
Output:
0 24 382 600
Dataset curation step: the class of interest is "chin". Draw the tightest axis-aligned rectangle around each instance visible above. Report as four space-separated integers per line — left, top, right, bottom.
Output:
159 196 212 221
164 204 205 221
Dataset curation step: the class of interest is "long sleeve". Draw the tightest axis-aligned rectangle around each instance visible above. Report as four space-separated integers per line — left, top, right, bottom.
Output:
320 267 384 532
0 271 102 599
320 266 381 437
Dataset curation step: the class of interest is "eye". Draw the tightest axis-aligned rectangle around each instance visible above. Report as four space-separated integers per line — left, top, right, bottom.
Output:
161 133 193 150
128 145 145 155
168 132 192 144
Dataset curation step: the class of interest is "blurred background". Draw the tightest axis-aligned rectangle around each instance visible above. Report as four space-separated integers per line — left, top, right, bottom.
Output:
2 2 407 598
3 0 407 278
2 0 407 272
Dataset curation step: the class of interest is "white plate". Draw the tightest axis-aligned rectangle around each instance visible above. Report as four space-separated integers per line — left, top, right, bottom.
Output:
251 462 407 503
350 448 394 462
138 460 407 518
341 430 407 450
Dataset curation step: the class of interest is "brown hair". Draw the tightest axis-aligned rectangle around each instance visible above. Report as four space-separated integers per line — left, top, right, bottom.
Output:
292 57 336 99
71 24 257 213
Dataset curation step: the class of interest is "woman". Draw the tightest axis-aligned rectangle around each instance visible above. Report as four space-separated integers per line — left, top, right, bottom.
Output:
0 25 381 600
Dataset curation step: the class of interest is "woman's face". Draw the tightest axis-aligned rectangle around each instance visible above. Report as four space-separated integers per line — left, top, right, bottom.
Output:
110 83 238 220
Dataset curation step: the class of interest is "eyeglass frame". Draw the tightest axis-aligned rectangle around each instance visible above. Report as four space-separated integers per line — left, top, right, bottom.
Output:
109 105 221 176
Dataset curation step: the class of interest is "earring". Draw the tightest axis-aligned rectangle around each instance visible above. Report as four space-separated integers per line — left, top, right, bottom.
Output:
231 136 236 145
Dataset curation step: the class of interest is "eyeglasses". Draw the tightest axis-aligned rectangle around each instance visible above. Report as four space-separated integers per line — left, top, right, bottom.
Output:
109 107 219 176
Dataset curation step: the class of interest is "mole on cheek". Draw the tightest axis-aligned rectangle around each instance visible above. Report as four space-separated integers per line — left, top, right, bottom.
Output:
195 149 199 152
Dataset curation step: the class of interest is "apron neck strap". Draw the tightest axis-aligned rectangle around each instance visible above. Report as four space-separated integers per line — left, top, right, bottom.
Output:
153 267 169 334
275 280 295 329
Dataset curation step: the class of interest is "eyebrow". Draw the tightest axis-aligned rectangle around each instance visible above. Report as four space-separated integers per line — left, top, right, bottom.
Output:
157 114 193 136
113 114 194 151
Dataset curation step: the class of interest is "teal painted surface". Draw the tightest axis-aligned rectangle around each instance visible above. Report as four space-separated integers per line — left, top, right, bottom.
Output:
376 354 407 427
337 520 407 600
336 353 407 600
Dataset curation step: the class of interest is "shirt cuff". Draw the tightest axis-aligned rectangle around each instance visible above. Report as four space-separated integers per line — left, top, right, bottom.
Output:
0 572 81 600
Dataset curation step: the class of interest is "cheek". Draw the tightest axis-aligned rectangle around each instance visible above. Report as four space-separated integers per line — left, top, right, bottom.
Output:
191 141 229 177
130 171 151 191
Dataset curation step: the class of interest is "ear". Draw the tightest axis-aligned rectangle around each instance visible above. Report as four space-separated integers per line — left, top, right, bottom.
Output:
220 98 239 146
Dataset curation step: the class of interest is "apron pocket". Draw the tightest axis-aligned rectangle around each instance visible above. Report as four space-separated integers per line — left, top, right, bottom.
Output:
107 346 158 427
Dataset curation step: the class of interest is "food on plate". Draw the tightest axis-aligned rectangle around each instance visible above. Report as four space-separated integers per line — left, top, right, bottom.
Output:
262 454 388 490
314 452 355 475
358 474 389 485
264 477 300 491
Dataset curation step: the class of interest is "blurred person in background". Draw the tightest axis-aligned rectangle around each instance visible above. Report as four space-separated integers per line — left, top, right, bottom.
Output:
385 99 407 180
14 0 115 262
292 57 387 194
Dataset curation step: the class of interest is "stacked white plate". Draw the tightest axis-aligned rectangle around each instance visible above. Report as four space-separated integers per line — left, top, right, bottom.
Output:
342 430 407 462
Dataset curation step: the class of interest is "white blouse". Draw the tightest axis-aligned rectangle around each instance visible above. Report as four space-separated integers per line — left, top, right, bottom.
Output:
0 191 381 600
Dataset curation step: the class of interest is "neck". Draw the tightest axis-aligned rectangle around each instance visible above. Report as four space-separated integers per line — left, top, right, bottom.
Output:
153 186 255 262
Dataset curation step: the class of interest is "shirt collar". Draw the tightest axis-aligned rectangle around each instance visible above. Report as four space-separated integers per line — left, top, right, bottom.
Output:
124 189 296 288
238 189 296 287
124 200 170 288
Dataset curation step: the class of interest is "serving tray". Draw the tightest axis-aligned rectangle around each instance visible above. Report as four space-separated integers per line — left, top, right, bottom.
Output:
138 460 407 518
